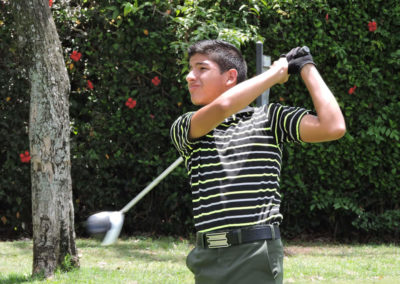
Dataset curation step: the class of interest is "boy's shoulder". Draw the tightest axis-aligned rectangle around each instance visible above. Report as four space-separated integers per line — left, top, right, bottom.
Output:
173 111 195 123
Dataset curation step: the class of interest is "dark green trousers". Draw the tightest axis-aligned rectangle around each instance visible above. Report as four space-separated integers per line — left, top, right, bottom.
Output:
186 238 284 284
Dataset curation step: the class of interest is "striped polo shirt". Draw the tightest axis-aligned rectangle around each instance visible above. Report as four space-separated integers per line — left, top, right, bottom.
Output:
170 103 309 233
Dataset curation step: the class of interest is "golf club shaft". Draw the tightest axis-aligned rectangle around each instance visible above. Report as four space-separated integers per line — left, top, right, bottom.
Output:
120 156 184 214
256 41 263 76
256 41 271 107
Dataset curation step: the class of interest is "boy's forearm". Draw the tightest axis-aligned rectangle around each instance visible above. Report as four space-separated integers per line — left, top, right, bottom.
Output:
301 65 341 121
300 64 346 141
217 65 285 114
189 62 287 139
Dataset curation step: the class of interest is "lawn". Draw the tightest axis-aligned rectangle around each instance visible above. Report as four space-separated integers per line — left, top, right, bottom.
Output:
0 237 399 283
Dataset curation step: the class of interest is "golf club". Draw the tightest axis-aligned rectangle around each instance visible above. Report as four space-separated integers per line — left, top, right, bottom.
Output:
86 156 183 245
256 41 271 107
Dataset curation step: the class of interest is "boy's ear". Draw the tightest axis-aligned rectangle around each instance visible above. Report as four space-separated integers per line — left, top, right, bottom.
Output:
225 69 238 87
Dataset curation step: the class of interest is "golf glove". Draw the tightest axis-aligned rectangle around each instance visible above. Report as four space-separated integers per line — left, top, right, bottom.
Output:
281 46 315 75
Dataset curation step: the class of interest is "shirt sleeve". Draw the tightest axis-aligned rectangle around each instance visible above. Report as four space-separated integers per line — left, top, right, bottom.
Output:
170 112 195 158
267 103 311 144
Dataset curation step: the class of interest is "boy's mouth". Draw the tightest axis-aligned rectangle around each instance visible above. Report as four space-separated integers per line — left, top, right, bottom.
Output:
188 84 200 91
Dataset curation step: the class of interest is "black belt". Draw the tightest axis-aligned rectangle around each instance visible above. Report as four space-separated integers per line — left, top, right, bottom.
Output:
196 225 280 249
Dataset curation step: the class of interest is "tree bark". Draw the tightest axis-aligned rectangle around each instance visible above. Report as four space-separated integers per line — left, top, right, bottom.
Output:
11 0 79 278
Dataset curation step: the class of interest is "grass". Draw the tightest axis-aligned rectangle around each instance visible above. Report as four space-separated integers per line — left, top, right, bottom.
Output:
283 242 400 284
0 237 399 283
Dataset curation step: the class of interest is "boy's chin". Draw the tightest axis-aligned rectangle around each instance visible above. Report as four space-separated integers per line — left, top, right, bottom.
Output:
191 97 206 106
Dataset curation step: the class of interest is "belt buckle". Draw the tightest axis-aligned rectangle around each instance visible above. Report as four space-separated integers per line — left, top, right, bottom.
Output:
206 231 231 248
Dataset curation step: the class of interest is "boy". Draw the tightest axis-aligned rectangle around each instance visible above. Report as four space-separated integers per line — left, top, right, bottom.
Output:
170 40 346 284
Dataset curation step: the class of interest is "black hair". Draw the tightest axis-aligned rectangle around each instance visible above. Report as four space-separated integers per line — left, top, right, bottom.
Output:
188 39 247 83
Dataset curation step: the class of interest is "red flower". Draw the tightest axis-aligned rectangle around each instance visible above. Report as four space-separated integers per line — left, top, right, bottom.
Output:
149 114 155 119
348 85 357 95
151 76 161 86
368 21 377 32
87 80 94 90
325 13 329 21
49 0 53 7
20 151 31 163
125 98 137 109
70 50 82 62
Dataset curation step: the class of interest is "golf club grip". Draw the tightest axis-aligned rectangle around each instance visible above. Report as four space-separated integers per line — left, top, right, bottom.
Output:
297 46 310 57
120 156 184 213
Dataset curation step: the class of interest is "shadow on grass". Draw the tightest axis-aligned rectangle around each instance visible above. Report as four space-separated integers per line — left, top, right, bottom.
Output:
0 274 31 284
78 237 190 264
284 243 400 258
10 241 32 250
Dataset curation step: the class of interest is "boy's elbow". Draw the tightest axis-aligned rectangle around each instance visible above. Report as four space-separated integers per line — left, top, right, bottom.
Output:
330 122 346 140
216 99 234 117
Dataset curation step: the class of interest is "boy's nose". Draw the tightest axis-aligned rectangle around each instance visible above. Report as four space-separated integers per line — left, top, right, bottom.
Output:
186 70 195 82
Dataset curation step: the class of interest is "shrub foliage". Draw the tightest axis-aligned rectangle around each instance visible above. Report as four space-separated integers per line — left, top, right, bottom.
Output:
1 0 399 241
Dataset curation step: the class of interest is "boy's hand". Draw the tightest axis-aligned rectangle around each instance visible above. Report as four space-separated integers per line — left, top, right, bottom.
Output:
271 57 289 84
281 46 315 75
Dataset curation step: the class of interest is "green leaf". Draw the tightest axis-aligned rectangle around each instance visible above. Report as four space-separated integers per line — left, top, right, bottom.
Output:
123 3 134 17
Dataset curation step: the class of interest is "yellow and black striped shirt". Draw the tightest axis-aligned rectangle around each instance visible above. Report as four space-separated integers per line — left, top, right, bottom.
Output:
170 103 309 233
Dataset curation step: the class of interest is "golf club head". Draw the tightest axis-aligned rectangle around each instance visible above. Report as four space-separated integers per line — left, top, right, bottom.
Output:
86 211 111 234
102 211 124 246
86 211 124 246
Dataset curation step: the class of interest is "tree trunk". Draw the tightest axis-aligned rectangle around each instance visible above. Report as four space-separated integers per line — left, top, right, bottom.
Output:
11 0 79 278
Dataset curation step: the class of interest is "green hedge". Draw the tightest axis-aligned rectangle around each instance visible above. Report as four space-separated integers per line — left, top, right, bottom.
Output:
255 0 400 241
0 1 32 237
1 0 399 241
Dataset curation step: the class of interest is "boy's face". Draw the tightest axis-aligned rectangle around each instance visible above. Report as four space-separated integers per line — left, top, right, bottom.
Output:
186 53 232 106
